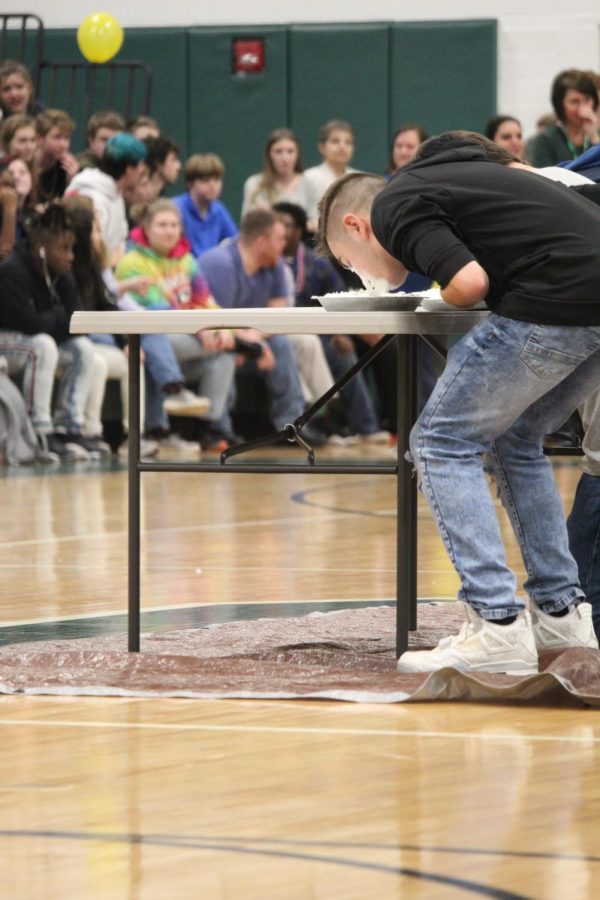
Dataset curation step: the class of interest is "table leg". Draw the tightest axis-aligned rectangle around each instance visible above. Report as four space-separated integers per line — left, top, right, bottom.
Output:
128 335 141 652
396 334 418 656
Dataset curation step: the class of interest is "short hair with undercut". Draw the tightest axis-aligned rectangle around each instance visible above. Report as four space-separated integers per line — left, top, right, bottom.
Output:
86 109 126 139
184 153 225 183
240 208 279 242
35 109 76 137
316 172 385 261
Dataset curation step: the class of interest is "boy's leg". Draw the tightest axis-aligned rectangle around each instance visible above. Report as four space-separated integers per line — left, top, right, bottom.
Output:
485 344 600 614
399 316 600 672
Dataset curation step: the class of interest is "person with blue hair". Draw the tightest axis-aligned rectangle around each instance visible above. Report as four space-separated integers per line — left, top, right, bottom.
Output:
66 132 147 266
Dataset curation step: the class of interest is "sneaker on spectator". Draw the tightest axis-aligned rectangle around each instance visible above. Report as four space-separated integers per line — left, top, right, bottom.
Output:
73 434 112 459
47 432 89 462
529 601 598 652
362 430 392 444
397 602 538 675
35 432 60 464
163 389 211 418
118 438 160 460
155 432 201 455
327 432 360 446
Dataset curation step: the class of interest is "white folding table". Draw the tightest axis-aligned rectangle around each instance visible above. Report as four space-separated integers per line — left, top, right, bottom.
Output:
71 307 487 654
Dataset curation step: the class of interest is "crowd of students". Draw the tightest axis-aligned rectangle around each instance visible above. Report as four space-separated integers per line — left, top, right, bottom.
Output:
0 60 599 467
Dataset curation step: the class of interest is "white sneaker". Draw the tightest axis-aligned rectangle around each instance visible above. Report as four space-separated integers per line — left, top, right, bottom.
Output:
163 389 211 418
118 438 160 460
157 433 201 455
530 602 598 652
397 602 538 675
362 430 392 444
327 432 360 446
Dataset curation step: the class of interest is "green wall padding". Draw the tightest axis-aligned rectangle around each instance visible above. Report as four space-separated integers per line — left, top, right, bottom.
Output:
23 19 497 217
288 24 390 174
390 20 497 137
187 27 288 217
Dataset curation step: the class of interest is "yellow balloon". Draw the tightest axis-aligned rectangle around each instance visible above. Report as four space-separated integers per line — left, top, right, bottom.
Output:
77 12 123 64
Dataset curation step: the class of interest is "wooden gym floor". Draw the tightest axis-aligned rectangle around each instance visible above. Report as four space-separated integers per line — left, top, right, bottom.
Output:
0 446 598 899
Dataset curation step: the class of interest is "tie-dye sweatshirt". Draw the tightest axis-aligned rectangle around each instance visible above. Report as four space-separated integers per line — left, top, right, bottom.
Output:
114 226 217 310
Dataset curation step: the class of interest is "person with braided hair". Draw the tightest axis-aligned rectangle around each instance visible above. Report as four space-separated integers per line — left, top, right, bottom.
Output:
0 202 109 461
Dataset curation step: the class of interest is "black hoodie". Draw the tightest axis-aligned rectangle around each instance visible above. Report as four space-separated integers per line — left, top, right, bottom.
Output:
0 240 79 342
371 141 600 325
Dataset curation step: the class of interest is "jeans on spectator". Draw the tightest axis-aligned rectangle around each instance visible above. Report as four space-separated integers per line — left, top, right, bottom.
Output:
93 332 185 433
167 333 237 426
0 330 58 434
321 336 380 435
261 334 306 430
409 314 600 620
54 336 99 434
567 473 600 639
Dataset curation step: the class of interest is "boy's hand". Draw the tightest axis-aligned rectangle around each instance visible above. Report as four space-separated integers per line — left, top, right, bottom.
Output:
0 186 18 209
441 261 489 307
60 151 80 181
578 100 599 140
117 275 155 296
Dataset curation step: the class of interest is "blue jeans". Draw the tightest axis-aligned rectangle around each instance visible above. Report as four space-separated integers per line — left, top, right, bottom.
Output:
409 314 600 620
92 332 185 432
567 473 600 639
167 333 237 430
321 336 381 434
261 335 306 430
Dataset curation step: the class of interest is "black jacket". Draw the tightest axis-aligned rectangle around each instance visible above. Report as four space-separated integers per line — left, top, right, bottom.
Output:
371 141 600 325
0 241 80 342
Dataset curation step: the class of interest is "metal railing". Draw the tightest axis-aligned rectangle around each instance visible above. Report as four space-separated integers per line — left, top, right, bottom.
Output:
38 59 153 121
0 13 44 83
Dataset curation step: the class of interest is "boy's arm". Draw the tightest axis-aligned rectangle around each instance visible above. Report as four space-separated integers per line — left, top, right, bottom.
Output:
440 260 489 307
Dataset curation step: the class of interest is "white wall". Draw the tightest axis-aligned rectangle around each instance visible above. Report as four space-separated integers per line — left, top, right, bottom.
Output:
21 0 600 137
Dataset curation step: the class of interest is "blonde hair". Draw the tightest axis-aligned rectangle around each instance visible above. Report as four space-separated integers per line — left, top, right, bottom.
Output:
249 128 303 208
141 198 181 226
316 172 385 261
184 153 225 182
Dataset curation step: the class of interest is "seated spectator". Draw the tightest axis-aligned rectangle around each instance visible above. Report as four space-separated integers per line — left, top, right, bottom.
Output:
0 156 34 257
67 132 147 266
173 153 238 258
115 199 237 450
241 128 310 218
0 114 36 163
127 115 160 141
527 68 599 166
200 208 328 446
304 120 356 232
65 195 207 456
77 110 126 170
0 60 45 120
387 123 428 174
485 115 524 160
34 109 79 203
142 135 182 203
0 203 108 461
275 201 389 444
